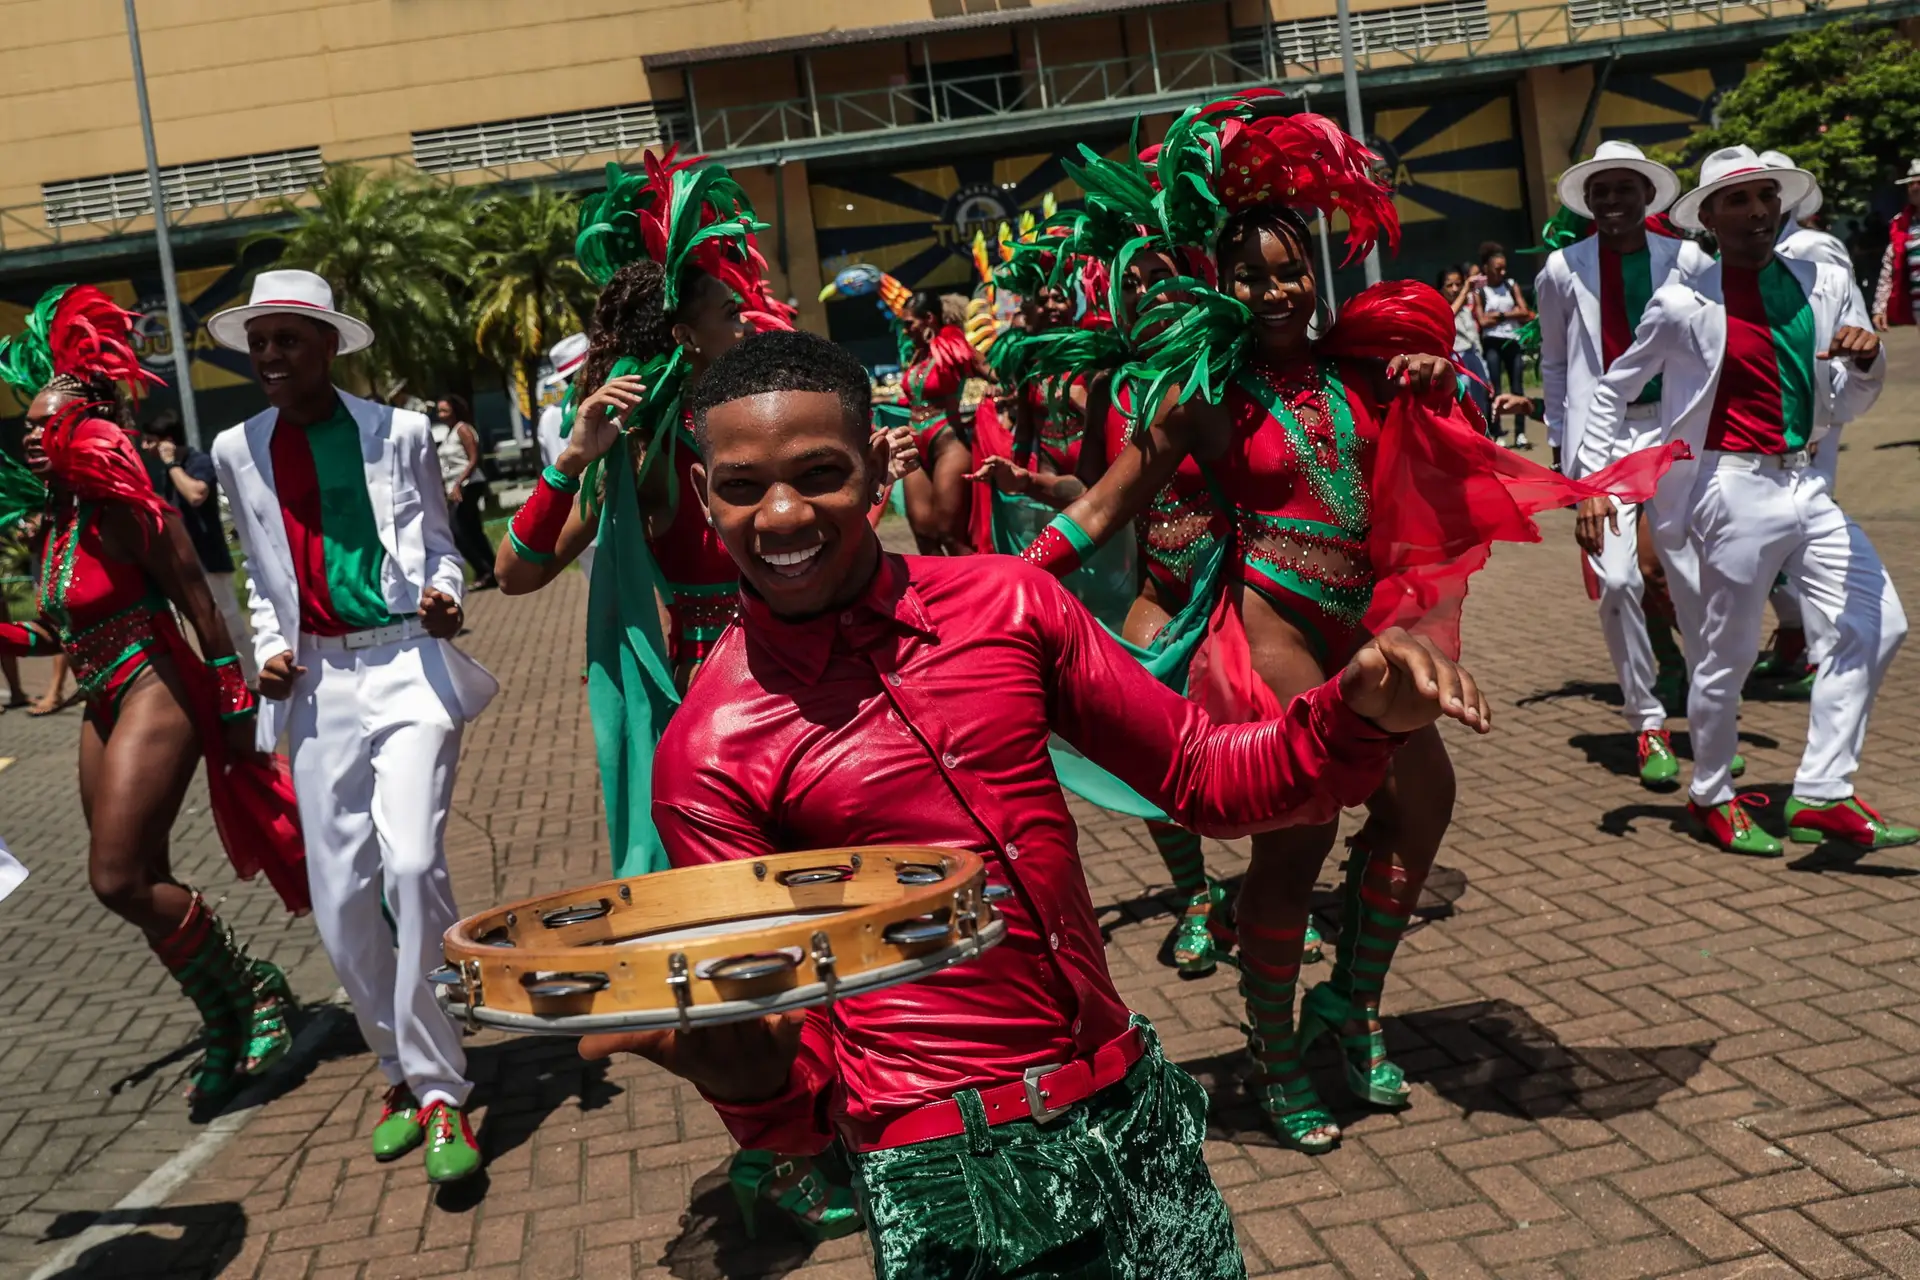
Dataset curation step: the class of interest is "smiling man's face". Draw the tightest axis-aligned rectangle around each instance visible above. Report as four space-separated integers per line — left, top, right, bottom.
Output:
694 389 887 619
246 315 337 410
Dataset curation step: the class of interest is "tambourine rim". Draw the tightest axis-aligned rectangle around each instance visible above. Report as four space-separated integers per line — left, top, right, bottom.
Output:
443 917 1007 1035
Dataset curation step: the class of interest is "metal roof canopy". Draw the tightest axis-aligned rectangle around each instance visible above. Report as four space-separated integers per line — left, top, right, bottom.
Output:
643 0 1195 70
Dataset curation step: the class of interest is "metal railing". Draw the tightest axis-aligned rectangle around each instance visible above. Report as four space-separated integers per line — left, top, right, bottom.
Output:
0 0 1895 259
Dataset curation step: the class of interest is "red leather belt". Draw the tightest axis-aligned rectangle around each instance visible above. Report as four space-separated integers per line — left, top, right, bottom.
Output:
843 1026 1145 1153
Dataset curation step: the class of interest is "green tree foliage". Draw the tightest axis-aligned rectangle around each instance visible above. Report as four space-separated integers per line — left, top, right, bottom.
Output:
467 185 594 420
250 165 473 398
1662 21 1920 221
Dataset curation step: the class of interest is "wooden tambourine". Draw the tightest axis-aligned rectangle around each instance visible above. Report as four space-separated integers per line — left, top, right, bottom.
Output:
433 846 1006 1035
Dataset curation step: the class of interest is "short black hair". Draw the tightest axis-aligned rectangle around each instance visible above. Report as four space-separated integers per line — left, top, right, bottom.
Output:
142 408 184 443
688 329 872 458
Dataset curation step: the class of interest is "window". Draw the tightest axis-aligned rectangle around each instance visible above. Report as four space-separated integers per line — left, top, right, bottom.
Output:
42 148 325 227
411 101 689 174
1268 0 1492 64
1569 0 1725 25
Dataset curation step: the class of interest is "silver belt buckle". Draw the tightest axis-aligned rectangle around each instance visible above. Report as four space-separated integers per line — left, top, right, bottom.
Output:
1022 1063 1070 1123
1779 449 1811 471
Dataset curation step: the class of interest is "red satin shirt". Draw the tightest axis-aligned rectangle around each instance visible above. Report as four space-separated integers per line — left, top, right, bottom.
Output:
652 551 1402 1154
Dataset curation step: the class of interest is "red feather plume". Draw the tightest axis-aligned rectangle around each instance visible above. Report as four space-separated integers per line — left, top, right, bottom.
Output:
1207 108 1400 265
1315 280 1455 362
49 286 164 396
39 400 169 533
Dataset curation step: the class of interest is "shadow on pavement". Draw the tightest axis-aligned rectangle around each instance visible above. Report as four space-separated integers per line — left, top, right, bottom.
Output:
656 1155 826 1280
1516 679 1622 709
447 1035 620 1211
1181 997 1713 1147
37 1202 245 1279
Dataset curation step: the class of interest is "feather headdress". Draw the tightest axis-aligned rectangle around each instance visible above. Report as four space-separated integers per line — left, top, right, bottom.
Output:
574 147 795 331
0 285 162 403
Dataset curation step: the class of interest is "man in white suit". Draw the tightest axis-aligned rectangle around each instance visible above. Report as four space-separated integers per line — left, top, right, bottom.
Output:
1589 148 1912 857
1538 140 1696 789
208 270 494 1184
1751 150 1871 693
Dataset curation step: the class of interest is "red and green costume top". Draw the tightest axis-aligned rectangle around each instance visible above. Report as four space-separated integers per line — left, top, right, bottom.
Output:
270 398 408 634
1707 257 1816 454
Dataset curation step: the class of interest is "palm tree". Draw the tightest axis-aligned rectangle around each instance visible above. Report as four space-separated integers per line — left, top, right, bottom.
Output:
249 165 473 398
468 185 594 423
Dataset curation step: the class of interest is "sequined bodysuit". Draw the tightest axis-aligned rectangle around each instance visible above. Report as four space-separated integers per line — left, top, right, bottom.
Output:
37 500 174 722
902 324 973 463
1111 359 1382 668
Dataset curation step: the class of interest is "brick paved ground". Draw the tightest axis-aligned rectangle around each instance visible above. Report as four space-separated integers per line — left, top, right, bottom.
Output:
6 332 1920 1278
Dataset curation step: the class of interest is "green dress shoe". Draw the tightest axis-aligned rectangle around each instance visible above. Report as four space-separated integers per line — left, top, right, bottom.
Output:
1786 796 1920 849
371 1084 423 1162
420 1101 482 1183
1637 730 1680 789
1730 753 1746 778
1689 796 1783 857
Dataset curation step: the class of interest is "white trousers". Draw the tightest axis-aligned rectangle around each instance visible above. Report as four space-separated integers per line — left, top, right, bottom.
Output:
1682 455 1906 807
1587 500 1667 732
205 572 257 683
289 635 471 1107
1766 428 1842 657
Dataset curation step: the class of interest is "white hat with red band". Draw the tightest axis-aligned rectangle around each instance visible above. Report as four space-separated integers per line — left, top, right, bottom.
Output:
206 268 375 355
548 332 589 380
1672 145 1815 232
1759 149 1822 220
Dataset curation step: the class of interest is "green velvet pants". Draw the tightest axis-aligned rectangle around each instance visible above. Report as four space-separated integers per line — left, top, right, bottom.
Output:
849 1019 1246 1280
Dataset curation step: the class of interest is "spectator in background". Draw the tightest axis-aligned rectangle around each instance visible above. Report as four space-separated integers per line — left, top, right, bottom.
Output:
1872 158 1920 331
1472 241 1535 449
432 395 497 590
0 603 27 712
141 410 254 681
1439 265 1493 429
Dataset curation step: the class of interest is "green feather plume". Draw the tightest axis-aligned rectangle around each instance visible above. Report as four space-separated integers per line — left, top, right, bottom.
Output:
0 286 69 402
1113 274 1251 437
0 447 46 533
574 163 651 288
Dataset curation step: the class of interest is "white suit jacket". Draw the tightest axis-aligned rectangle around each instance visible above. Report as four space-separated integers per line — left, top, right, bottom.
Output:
1588 256 1886 550
212 389 497 747
1537 234 1696 474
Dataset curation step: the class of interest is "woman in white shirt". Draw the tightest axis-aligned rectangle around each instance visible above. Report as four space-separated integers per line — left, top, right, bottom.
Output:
431 394 497 589
1440 265 1493 431
1472 242 1535 448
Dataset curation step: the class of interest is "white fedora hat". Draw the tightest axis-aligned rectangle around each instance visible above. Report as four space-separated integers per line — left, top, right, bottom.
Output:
1557 140 1680 218
548 332 588 380
1759 149 1822 220
1672 145 1814 231
206 268 375 355
1894 158 1920 187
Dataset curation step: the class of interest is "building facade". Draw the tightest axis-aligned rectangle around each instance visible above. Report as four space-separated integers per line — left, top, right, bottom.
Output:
1 0 1908 425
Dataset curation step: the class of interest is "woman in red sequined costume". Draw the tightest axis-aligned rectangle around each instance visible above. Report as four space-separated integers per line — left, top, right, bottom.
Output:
0 286 306 1114
1021 100 1680 1153
897 291 982 554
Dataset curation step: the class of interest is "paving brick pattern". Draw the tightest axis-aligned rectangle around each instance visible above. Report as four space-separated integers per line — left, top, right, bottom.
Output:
6 333 1920 1278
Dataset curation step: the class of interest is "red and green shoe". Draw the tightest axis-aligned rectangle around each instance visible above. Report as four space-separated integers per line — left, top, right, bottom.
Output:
1689 794 1783 857
420 1101 483 1184
371 1084 423 1162
1637 730 1680 789
1785 797 1920 850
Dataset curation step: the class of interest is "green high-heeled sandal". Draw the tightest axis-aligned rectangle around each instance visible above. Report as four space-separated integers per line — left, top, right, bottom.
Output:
1173 883 1226 975
239 959 295 1076
1247 1044 1340 1155
1302 918 1324 965
1298 982 1410 1110
728 1150 863 1243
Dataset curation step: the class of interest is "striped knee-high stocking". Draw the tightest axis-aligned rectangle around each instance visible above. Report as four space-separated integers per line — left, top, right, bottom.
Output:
1238 919 1337 1151
1301 839 1416 1109
1149 821 1224 974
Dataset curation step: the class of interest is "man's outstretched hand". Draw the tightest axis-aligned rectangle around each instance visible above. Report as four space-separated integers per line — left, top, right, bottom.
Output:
578 1010 806 1103
1340 627 1491 735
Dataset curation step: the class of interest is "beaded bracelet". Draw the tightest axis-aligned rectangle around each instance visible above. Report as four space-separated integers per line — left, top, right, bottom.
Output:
206 654 256 721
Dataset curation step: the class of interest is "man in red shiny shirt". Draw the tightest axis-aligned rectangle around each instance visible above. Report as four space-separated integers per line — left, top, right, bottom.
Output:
582 330 1491 1279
